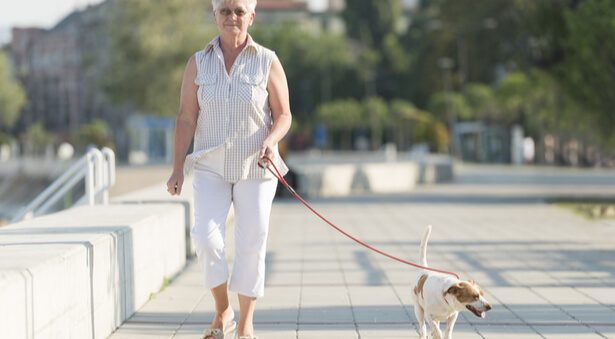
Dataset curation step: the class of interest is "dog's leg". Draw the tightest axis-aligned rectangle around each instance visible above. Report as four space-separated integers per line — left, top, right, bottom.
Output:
443 312 458 339
413 304 427 339
426 315 443 339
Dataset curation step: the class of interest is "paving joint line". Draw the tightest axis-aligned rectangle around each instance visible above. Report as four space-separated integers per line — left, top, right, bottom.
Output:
332 213 361 339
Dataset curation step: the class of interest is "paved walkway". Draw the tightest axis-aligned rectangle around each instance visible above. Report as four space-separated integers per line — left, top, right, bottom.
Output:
110 165 615 338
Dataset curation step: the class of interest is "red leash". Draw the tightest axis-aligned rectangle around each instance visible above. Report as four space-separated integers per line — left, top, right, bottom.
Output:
260 157 460 280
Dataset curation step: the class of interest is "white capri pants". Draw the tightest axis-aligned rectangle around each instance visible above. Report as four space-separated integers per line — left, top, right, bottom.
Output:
190 161 277 298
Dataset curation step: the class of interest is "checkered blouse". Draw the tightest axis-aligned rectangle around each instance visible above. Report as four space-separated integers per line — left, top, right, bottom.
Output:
184 35 289 182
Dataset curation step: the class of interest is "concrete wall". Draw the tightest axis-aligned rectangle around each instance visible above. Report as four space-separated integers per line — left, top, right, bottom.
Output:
286 152 454 197
112 176 197 257
0 202 186 339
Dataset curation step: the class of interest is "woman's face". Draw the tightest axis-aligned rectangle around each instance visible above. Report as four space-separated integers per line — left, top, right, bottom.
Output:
214 1 254 36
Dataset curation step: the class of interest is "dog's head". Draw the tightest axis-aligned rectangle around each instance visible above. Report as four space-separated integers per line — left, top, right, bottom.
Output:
445 280 492 318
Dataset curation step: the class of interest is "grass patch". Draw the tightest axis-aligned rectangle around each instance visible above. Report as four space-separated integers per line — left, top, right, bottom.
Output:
549 198 615 219
148 276 171 301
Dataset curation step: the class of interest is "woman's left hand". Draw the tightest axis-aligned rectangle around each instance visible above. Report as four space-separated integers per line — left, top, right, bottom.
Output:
259 139 276 167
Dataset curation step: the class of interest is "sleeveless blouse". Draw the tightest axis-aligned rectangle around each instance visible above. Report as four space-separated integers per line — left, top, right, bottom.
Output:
183 35 289 182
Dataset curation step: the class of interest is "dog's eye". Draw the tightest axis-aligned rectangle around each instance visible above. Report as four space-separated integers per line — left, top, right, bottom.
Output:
473 295 480 301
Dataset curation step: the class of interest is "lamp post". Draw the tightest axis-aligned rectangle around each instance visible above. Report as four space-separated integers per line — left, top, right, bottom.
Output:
438 57 456 156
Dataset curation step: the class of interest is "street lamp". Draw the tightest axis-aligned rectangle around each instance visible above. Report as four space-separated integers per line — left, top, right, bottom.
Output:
438 57 456 156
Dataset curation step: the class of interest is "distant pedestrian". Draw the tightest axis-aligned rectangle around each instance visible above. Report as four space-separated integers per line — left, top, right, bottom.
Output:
166 0 292 338
523 137 535 164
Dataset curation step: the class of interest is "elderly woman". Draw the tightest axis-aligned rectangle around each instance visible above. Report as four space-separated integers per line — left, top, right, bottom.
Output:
166 0 291 337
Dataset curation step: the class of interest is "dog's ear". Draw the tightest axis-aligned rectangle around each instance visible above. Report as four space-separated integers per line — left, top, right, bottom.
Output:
446 283 462 295
467 280 485 295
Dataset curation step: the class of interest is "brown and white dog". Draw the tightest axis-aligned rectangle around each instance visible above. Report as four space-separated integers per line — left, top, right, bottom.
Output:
411 225 492 339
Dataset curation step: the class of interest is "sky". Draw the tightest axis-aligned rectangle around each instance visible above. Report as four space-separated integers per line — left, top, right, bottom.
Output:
0 0 105 44
0 0 327 45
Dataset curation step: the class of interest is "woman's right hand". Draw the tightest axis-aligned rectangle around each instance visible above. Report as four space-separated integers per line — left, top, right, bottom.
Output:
166 171 184 196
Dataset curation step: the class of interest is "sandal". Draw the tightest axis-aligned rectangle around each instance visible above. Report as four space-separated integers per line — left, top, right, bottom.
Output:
202 314 236 339
236 335 258 339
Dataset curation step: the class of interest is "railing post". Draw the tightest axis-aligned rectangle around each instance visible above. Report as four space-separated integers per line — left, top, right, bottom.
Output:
10 147 116 223
101 147 116 205
85 149 103 206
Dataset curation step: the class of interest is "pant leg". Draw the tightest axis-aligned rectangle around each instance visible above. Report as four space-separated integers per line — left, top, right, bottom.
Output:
191 169 233 289
228 177 278 298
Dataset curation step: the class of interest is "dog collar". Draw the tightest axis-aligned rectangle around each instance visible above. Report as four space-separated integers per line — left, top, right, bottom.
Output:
442 293 452 307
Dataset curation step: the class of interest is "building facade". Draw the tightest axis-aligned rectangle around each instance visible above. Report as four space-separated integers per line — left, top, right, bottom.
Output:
8 0 348 161
10 2 123 143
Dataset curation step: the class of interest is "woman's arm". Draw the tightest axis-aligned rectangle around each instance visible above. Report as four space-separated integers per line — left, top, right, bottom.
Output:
167 55 199 195
261 56 292 162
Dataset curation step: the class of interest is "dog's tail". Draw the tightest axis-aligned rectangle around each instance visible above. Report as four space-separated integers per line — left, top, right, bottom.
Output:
419 225 432 267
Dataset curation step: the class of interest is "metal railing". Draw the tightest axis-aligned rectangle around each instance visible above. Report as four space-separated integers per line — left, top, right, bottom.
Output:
11 147 116 223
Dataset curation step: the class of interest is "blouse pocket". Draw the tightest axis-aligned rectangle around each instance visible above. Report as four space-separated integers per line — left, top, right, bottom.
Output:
195 72 217 86
196 73 218 107
239 73 267 104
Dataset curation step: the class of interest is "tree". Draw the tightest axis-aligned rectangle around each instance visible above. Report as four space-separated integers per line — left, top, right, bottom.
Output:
390 99 432 150
316 99 363 149
427 91 471 122
403 0 528 106
511 0 615 147
75 119 114 151
252 24 363 121
558 0 615 145
341 0 411 99
462 84 498 122
21 122 54 156
341 0 401 49
0 51 26 132
104 0 216 117
363 96 388 149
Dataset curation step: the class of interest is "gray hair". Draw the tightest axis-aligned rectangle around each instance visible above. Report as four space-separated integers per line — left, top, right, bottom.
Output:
212 0 257 12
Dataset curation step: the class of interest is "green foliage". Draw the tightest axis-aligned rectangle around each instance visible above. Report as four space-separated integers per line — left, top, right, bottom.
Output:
414 115 449 154
364 96 389 149
364 97 389 126
341 0 412 99
252 24 363 118
0 132 14 145
389 99 449 152
390 99 423 122
98 0 615 150
315 96 449 152
75 119 114 150
427 91 471 122
559 0 615 144
0 51 26 130
341 0 401 48
494 72 533 125
462 83 498 121
315 98 363 149
22 122 54 155
491 70 583 139
104 0 216 117
316 98 363 129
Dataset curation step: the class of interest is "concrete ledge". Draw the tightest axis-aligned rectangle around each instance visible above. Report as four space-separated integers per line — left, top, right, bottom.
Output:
414 154 455 184
112 178 195 257
296 164 357 197
0 203 186 339
362 162 419 193
287 151 454 197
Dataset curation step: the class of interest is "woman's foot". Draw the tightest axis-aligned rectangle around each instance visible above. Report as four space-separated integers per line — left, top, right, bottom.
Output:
236 325 254 339
203 307 234 339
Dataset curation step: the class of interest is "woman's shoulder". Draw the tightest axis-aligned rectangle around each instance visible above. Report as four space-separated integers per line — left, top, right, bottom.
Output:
251 40 276 59
193 37 219 59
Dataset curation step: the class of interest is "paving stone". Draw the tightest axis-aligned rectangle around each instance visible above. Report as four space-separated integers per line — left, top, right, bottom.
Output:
109 165 615 338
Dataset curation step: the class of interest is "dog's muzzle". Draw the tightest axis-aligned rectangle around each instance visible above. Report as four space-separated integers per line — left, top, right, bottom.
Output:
466 302 492 318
